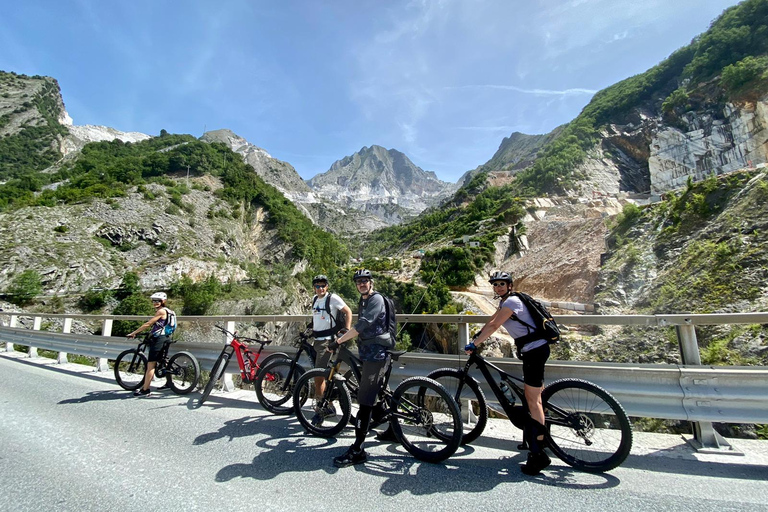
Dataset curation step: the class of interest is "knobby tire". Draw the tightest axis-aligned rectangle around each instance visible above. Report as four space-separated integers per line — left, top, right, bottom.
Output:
114 349 148 391
167 351 201 394
542 378 633 473
426 368 488 445
255 358 306 415
200 351 230 403
293 368 352 438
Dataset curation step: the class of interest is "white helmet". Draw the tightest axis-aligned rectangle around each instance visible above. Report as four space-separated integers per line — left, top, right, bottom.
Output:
150 292 167 302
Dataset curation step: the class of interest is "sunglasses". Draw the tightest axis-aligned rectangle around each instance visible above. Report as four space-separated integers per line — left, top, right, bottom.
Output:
152 300 162 303
491 282 508 287
355 279 371 285
314 284 327 289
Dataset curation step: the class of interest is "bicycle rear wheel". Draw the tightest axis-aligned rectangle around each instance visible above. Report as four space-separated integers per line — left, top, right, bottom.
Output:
256 359 306 415
167 351 201 395
391 377 463 463
114 349 147 391
426 368 487 445
293 368 352 438
543 378 633 473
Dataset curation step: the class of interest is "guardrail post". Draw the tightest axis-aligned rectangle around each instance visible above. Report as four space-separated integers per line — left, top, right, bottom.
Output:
29 316 41 358
457 321 469 354
98 319 112 372
58 318 72 364
222 320 236 392
4 315 16 352
676 321 732 453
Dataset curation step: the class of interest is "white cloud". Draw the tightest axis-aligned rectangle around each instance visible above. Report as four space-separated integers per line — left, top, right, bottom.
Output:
446 85 597 97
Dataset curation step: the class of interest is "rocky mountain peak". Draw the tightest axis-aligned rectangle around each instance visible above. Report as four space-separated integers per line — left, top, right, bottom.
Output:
307 144 457 220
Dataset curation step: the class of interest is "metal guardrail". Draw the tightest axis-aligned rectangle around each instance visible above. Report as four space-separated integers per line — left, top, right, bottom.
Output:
2 311 768 451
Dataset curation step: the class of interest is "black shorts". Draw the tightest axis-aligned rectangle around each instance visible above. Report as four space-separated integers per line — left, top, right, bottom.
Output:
147 335 169 363
521 343 550 387
356 358 390 407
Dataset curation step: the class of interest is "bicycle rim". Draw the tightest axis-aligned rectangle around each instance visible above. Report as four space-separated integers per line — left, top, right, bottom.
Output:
114 350 147 390
391 377 463 463
426 368 488 445
257 360 305 415
167 352 200 394
543 379 633 472
293 369 351 438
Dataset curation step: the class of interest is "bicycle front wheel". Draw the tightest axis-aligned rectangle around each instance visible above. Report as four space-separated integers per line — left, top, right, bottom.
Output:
114 349 147 391
256 359 306 415
293 368 352 438
167 351 201 395
200 350 231 404
543 378 633 473
426 368 488 445
391 377 463 463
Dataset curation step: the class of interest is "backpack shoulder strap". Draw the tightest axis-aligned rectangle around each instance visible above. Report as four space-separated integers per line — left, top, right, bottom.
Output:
508 292 537 332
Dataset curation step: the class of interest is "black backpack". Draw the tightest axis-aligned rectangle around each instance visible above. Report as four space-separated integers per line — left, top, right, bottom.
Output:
359 292 397 347
311 293 346 338
506 292 560 345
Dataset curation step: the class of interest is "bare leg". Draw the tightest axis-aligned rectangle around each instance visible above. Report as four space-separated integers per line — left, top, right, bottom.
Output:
142 361 157 391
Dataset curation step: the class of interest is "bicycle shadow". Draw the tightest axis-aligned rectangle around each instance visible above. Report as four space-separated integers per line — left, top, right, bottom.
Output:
58 390 132 404
215 436 345 482
192 414 313 445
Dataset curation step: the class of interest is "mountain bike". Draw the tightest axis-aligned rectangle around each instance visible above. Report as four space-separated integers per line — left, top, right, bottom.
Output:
427 347 632 472
113 335 201 394
254 327 316 414
199 325 289 404
292 344 463 463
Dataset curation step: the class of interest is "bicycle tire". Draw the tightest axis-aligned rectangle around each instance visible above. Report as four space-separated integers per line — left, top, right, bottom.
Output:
255 358 306 415
114 349 148 391
542 378 633 473
390 377 463 463
254 352 290 379
200 351 231 403
426 368 488 445
167 351 201 395
293 368 352 438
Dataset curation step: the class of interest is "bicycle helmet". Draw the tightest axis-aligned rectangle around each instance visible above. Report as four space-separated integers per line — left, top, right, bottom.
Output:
353 269 373 282
150 292 167 302
312 274 329 285
488 271 513 284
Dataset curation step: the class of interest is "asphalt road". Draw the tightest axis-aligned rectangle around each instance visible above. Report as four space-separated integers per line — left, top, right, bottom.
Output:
1 353 767 512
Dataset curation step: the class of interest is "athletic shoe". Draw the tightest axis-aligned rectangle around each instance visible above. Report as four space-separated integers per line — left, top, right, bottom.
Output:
133 388 151 397
333 447 367 468
520 451 551 476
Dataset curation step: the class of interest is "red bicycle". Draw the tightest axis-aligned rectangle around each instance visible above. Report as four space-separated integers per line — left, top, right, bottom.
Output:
199 325 289 404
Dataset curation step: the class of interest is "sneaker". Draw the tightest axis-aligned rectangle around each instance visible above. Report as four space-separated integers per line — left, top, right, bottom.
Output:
133 388 151 397
333 447 367 468
520 451 551 476
375 427 398 442
321 403 337 418
311 413 324 427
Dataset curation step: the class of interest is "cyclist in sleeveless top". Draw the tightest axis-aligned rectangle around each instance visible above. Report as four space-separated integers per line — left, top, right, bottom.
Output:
466 271 551 475
327 269 394 467
127 292 171 397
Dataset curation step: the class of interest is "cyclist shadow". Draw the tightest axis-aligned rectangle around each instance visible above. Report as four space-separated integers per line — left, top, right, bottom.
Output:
368 446 620 495
215 436 346 482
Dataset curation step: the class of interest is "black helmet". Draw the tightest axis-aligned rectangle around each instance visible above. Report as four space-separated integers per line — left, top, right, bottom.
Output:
489 271 513 284
312 274 329 285
353 269 373 282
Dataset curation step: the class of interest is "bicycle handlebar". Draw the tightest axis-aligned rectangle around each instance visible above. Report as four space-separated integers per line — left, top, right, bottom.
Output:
213 325 273 346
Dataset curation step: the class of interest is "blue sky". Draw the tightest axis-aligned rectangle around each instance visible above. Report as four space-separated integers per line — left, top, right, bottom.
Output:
0 0 741 183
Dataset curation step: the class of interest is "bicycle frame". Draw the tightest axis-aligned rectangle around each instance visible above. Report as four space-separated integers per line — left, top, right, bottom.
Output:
216 327 272 383
268 330 317 393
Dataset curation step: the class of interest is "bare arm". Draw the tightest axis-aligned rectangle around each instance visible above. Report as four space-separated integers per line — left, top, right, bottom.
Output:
127 309 166 338
471 306 514 347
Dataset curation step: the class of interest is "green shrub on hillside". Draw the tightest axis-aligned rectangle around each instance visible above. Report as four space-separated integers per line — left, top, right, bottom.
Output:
112 293 155 336
6 270 43 306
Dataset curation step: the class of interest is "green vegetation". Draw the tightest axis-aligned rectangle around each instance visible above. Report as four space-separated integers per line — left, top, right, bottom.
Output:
169 274 222 316
6 270 43 306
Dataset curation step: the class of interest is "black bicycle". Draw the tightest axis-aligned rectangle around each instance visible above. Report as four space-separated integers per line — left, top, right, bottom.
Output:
254 327 316 414
292 344 463 463
199 325 289 404
113 336 201 394
428 348 633 473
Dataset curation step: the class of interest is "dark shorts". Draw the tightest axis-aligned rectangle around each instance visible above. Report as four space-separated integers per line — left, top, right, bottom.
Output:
313 338 333 369
357 358 390 407
147 335 169 363
521 343 550 387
